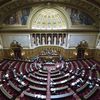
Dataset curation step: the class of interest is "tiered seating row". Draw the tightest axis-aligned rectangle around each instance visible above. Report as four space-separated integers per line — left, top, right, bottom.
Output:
0 58 100 100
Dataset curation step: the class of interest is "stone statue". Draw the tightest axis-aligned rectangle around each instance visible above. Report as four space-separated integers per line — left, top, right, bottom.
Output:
63 37 66 46
36 37 39 45
59 37 62 46
42 37 45 45
97 40 100 48
54 37 56 45
48 36 51 45
32 37 34 46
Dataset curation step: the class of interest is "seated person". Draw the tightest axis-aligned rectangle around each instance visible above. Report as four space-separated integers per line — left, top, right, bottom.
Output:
91 64 96 70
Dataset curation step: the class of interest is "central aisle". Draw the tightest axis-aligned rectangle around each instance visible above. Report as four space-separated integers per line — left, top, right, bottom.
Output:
46 67 51 100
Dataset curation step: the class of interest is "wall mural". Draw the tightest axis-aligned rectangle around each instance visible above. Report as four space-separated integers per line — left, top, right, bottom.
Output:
4 8 31 25
3 7 94 25
96 35 100 49
69 8 94 25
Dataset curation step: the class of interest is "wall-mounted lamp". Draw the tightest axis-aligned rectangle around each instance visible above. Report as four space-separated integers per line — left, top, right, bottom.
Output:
85 52 88 56
73 52 77 56
10 52 14 56
21 52 25 56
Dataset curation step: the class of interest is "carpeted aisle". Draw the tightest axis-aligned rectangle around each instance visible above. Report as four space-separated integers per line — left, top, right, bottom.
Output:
46 67 51 100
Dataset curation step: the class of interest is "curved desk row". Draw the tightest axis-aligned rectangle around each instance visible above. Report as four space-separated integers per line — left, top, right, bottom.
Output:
30 73 47 81
23 91 46 99
29 85 46 91
51 73 70 81
51 76 75 85
84 84 100 99
25 76 47 85
50 69 59 74
76 81 88 92
39 69 48 74
0 85 13 99
9 80 21 92
35 72 48 77
23 90 74 99
51 85 68 91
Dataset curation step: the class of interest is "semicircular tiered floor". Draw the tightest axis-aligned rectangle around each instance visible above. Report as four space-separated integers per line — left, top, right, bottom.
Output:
0 59 100 100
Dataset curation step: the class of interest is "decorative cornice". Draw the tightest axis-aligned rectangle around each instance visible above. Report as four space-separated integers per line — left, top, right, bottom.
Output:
0 29 99 33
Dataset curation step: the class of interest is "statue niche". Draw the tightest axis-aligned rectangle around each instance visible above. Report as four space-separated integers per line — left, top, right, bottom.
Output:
10 40 22 59
76 40 88 59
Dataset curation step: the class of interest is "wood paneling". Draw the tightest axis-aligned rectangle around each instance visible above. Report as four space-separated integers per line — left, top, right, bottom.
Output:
0 49 4 60
2 47 95 60
95 49 100 61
